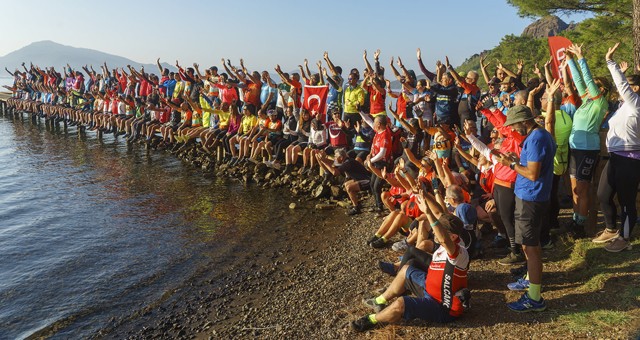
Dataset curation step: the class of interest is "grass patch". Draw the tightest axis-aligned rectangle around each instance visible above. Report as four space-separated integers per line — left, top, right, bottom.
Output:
558 310 634 334
578 273 613 292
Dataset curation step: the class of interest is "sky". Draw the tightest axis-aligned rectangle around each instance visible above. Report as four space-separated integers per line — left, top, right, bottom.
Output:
0 0 590 74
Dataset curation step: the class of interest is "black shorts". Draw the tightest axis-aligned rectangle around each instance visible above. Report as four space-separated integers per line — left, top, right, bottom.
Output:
514 197 548 246
569 149 599 181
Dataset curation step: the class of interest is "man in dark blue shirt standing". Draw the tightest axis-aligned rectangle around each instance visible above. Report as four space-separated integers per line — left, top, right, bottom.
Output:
497 105 556 312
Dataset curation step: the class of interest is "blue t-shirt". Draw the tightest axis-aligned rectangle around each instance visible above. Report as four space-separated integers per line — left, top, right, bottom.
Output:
455 203 477 231
515 128 557 202
260 83 277 105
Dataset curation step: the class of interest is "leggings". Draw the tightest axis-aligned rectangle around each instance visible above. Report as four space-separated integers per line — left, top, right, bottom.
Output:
273 137 294 161
370 161 389 208
597 153 640 239
493 183 519 253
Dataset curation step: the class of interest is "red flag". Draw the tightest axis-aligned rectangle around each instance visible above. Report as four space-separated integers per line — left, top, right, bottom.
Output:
303 85 329 122
548 36 573 79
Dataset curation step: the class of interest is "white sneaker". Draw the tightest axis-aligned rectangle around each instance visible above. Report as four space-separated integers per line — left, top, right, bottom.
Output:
392 239 408 252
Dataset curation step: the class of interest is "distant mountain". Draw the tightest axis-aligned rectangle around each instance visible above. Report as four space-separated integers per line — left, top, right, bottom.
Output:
521 15 575 38
0 40 175 75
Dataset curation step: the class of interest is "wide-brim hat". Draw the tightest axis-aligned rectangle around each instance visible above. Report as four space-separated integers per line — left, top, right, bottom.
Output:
504 105 534 126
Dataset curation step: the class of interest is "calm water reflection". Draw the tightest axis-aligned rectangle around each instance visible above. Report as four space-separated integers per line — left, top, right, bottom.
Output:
0 114 305 339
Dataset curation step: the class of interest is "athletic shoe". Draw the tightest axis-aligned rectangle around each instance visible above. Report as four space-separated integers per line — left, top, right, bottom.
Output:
366 235 379 245
347 206 361 216
351 316 376 332
490 235 508 248
507 292 546 312
541 240 554 250
370 238 388 249
498 252 526 266
378 261 397 276
392 239 408 252
507 278 530 291
604 237 632 252
592 229 619 244
362 298 387 313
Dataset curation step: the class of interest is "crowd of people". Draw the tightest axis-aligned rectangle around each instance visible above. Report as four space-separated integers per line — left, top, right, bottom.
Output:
2 42 639 332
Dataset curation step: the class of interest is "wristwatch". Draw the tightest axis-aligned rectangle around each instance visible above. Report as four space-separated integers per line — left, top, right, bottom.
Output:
510 162 516 170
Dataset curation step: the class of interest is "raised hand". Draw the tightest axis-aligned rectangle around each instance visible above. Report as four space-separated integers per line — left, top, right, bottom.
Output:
323 51 329 60
605 42 620 61
463 119 477 136
417 48 421 60
496 59 504 70
354 120 361 133
316 60 322 69
517 59 524 69
544 57 552 68
620 61 629 73
397 56 403 67
445 56 451 69
531 82 546 95
275 64 282 73
546 78 561 96
193 63 199 69
390 56 394 66
374 49 381 60
533 63 540 75
304 59 308 66
322 67 328 77
567 44 584 59
363 50 367 60
479 54 489 68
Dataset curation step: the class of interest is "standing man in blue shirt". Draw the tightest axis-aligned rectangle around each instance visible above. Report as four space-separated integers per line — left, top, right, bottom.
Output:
497 105 556 312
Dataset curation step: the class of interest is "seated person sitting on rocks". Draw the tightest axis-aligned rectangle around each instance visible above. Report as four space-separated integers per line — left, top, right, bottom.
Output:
315 148 370 215
298 118 327 175
283 109 312 174
352 189 469 332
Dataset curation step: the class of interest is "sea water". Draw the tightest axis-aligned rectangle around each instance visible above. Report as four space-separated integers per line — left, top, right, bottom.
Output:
0 114 308 339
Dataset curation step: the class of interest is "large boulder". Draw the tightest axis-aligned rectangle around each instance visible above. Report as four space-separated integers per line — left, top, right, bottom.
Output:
522 15 573 38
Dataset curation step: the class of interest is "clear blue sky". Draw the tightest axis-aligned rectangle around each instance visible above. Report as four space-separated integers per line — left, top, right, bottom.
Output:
1 0 588 73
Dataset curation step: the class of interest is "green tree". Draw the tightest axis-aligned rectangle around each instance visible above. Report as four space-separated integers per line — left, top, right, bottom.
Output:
507 0 639 68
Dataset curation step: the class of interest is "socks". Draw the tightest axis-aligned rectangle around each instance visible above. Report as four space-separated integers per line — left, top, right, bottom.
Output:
368 314 378 324
375 295 387 305
375 233 382 238
528 283 542 301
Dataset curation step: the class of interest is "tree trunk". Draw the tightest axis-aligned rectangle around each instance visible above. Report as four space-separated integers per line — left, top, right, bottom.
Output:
634 0 640 70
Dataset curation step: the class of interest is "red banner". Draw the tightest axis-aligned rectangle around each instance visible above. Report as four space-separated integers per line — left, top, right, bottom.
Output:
548 36 573 79
303 85 329 122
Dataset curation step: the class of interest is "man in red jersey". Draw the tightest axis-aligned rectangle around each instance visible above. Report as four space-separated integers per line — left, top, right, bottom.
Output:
352 190 469 331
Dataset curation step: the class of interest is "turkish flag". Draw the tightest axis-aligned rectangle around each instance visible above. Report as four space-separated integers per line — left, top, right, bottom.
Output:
303 85 329 122
548 36 573 79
